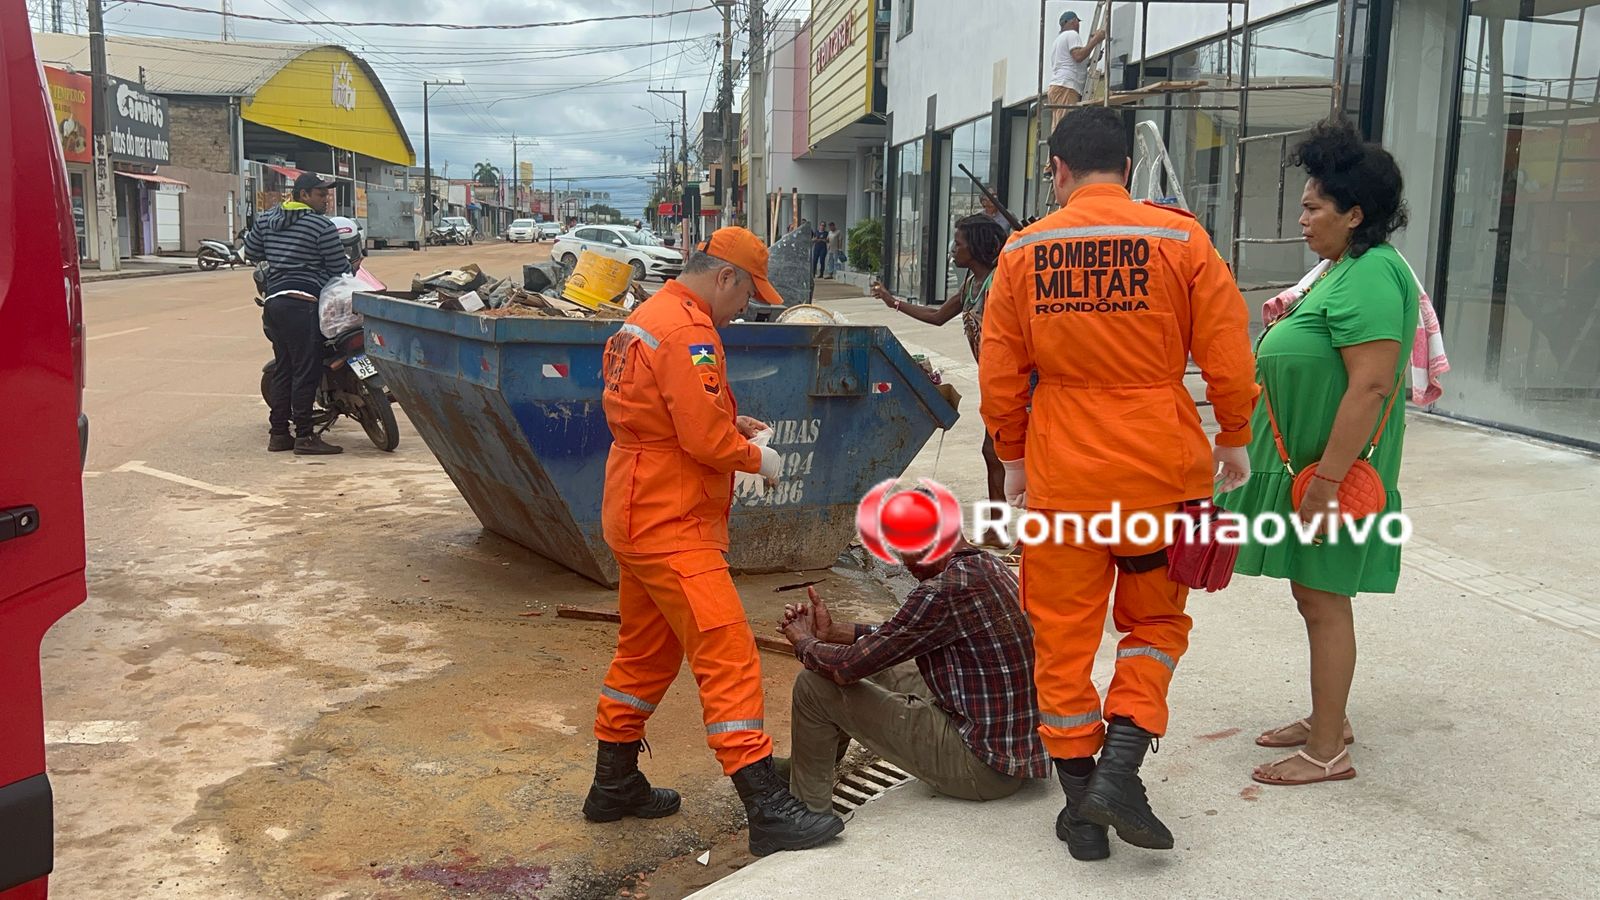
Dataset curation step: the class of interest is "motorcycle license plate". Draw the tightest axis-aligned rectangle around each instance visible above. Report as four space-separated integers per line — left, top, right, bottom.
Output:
348 355 378 379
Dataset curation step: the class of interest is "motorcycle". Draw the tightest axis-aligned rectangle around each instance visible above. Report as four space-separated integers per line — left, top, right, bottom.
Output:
427 223 470 246
254 217 399 452
196 234 248 270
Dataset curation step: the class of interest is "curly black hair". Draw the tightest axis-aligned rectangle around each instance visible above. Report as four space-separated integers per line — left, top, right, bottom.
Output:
955 214 1006 269
1290 118 1409 258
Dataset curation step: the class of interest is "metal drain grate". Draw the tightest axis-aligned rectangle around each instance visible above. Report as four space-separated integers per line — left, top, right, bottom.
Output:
830 758 913 816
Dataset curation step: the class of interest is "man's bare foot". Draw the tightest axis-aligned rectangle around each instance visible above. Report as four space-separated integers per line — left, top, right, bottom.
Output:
1255 716 1354 748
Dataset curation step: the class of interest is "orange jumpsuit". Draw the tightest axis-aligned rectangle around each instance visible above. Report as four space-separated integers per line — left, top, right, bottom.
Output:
978 183 1258 758
594 278 771 775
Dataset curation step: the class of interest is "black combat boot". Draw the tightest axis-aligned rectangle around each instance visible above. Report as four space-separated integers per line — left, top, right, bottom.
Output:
268 433 295 452
581 739 681 822
730 756 844 857
1054 758 1110 861
1077 717 1173 850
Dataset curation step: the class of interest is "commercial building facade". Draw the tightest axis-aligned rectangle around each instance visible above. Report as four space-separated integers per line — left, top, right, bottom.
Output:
740 1 890 244
876 0 1600 448
35 34 415 260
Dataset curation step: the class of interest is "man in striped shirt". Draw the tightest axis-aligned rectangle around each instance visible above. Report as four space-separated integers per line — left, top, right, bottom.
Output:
244 172 351 455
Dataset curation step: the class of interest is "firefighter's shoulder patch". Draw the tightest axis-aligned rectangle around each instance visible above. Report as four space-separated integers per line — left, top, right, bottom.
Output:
689 344 717 366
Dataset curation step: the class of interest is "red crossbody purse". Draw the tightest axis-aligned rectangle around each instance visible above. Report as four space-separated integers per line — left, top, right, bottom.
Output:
1263 376 1402 521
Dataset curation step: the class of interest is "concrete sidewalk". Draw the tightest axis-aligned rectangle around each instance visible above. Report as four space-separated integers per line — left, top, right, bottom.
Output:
80 255 202 283
693 291 1600 897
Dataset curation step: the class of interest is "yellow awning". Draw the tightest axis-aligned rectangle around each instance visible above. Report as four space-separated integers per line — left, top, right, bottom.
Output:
242 47 414 166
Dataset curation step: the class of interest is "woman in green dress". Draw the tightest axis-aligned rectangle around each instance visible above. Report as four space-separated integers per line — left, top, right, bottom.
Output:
872 214 1008 506
1216 120 1417 787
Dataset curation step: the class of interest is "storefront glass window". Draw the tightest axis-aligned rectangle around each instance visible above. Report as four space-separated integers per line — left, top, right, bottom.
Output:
941 115 993 296
892 138 923 295
1438 2 1600 443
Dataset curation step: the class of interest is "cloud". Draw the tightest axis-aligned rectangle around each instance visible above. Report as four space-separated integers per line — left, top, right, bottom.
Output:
104 0 733 212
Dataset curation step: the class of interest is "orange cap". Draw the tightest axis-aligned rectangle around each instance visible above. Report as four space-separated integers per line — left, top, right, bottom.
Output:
698 226 784 305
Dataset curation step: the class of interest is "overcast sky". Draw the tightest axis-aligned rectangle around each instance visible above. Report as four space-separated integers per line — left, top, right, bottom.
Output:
67 0 804 214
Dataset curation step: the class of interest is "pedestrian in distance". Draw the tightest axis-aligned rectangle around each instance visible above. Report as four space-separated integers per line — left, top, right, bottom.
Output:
872 215 1010 517
585 226 846 858
243 171 352 456
978 106 1258 860
775 527 1050 815
1047 11 1107 129
825 221 845 278
980 193 1013 237
1216 118 1416 787
811 222 830 279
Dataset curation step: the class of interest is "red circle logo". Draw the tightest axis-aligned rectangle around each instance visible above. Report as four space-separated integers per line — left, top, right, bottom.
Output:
855 479 962 564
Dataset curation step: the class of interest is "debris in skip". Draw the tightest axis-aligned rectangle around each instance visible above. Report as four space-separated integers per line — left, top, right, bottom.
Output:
373 252 651 321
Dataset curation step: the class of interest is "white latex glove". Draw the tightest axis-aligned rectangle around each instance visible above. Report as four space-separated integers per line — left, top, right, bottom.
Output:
1001 457 1027 507
1214 444 1251 493
759 445 783 487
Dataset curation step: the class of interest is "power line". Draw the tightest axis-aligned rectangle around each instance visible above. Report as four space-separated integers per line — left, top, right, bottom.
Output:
118 1 721 31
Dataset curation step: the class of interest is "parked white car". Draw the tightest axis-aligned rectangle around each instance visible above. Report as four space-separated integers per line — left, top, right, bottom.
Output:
536 220 563 241
551 224 684 282
506 218 538 243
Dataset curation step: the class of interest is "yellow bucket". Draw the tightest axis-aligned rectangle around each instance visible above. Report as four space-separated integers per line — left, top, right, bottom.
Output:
562 249 634 309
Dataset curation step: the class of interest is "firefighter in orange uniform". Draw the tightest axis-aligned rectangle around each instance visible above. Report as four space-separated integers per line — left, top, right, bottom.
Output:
979 108 1258 859
584 226 845 857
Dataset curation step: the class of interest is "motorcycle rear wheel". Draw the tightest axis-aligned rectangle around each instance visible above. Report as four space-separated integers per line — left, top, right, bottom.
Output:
197 247 223 271
356 374 400 452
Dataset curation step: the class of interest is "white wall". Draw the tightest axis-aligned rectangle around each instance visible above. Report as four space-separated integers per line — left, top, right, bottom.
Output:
765 19 852 196
886 0 1315 145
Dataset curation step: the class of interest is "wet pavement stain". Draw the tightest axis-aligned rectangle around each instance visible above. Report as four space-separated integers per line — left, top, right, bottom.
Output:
374 850 552 898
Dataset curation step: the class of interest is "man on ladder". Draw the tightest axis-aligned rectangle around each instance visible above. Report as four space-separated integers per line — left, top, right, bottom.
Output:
979 108 1257 860
1048 10 1107 129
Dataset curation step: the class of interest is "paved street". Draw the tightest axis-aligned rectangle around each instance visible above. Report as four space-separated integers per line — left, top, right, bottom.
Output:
46 245 904 900
41 263 1600 899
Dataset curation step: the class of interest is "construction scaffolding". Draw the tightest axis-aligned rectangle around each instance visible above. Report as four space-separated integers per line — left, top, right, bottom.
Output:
1035 0 1354 292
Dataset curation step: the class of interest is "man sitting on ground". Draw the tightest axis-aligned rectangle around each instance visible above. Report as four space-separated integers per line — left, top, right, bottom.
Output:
776 531 1049 812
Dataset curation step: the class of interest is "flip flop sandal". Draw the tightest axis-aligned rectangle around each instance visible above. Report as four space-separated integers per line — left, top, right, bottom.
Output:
1252 747 1357 786
1255 717 1355 748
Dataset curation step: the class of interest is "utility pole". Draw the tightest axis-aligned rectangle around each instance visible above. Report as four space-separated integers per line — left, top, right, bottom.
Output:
747 0 767 242
718 0 734 230
649 87 689 247
510 135 534 217
51 0 63 32
421 78 464 234
88 0 118 271
220 0 232 41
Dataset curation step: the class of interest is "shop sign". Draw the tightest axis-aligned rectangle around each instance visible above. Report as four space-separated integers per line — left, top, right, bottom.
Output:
355 185 368 218
332 62 358 111
43 66 93 165
108 76 171 165
813 14 855 76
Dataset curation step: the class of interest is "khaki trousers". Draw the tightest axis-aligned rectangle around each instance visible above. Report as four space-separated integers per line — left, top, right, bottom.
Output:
1048 85 1082 129
789 664 1023 815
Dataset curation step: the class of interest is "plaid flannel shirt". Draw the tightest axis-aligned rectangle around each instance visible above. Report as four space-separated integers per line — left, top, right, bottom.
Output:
793 550 1050 779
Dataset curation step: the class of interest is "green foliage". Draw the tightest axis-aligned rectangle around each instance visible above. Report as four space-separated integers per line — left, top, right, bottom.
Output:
848 218 883 273
472 161 501 186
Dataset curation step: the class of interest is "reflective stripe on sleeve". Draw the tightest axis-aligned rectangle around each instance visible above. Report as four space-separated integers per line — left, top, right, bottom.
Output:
1116 646 1177 671
620 322 660 350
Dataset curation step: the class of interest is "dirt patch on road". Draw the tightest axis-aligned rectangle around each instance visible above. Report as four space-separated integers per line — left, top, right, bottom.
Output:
57 441 900 899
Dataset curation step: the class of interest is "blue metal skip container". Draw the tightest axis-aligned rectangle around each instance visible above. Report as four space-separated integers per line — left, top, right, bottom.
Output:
353 292 961 587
